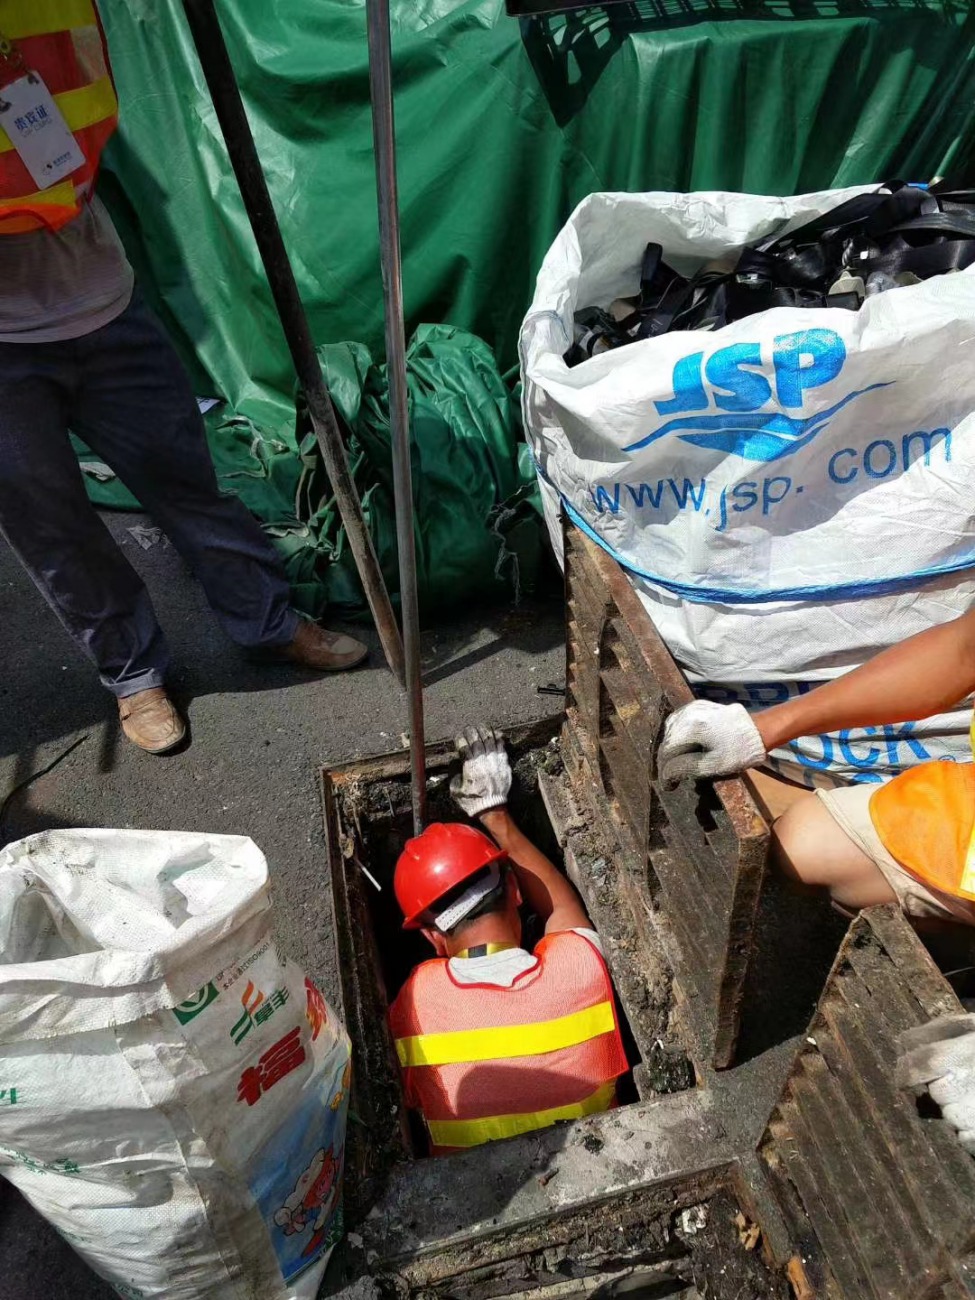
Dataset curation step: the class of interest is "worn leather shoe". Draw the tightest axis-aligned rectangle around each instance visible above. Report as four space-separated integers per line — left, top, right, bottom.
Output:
279 620 368 672
117 688 186 754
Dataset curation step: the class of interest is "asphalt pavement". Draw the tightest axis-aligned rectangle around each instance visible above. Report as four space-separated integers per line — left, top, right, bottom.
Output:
0 511 564 1299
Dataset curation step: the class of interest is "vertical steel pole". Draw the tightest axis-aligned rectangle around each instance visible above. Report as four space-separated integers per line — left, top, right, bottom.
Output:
364 0 427 835
182 0 405 685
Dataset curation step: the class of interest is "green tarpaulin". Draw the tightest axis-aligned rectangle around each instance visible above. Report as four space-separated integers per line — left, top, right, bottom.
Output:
87 0 975 608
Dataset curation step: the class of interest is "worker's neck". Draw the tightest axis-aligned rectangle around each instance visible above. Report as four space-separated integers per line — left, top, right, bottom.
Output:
444 915 522 959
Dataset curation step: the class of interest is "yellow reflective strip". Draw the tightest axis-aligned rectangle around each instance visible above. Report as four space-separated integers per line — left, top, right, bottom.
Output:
0 177 76 208
0 75 116 154
427 1081 616 1149
395 1001 616 1068
960 824 975 898
1 0 97 39
961 714 975 897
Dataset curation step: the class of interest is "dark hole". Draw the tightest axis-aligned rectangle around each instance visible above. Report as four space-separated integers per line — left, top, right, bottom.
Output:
916 920 975 1001
915 1092 942 1120
735 873 847 1063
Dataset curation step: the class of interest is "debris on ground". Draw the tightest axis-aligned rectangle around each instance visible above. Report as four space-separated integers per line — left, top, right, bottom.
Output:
734 1210 761 1251
125 524 165 550
678 1204 708 1237
680 1192 791 1300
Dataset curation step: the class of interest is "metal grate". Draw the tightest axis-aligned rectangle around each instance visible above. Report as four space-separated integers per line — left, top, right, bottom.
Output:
759 907 975 1300
562 522 768 1068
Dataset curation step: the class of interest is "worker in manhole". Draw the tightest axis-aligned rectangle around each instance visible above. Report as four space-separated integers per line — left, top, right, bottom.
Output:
658 607 975 926
389 725 629 1156
0 0 368 758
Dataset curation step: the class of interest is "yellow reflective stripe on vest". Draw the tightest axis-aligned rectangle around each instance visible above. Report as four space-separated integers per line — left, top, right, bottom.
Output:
0 0 97 39
0 75 116 154
426 1080 616 1149
395 1000 616 1068
962 717 975 897
960 832 975 898
0 177 75 209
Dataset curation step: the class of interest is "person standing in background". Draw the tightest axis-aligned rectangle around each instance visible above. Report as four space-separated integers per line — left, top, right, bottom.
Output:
0 0 367 754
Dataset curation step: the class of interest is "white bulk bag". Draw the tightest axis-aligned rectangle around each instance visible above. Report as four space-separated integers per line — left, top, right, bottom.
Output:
521 187 975 783
0 829 351 1299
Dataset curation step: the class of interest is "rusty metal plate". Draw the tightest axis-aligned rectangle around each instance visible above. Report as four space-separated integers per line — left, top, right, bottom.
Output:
759 906 975 1300
561 522 768 1069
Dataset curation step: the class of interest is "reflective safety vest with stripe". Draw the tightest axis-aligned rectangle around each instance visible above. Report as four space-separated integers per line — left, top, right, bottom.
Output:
870 717 975 902
388 930 629 1157
0 0 118 233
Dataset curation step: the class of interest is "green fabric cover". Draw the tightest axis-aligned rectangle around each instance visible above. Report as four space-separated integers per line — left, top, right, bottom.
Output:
84 0 974 609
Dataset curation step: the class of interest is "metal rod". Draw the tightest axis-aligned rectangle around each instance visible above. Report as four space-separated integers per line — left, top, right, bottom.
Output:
364 0 427 835
182 0 405 686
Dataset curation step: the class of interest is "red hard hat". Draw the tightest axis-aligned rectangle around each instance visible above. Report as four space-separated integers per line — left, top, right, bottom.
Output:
394 822 507 930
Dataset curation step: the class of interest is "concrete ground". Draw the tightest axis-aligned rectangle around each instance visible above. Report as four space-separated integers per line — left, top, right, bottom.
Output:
0 511 564 1300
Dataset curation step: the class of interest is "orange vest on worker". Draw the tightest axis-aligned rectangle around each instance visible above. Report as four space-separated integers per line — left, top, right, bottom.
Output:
0 0 118 233
389 930 628 1157
870 718 975 902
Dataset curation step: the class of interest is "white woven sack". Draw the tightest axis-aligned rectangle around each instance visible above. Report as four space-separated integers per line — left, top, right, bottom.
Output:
522 187 975 783
0 829 351 1299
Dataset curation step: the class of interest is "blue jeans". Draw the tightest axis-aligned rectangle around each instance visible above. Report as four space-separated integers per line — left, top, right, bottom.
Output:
0 293 298 697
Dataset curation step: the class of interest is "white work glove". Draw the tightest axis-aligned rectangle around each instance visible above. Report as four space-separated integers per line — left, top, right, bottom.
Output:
450 725 512 818
658 700 767 787
897 1014 975 1155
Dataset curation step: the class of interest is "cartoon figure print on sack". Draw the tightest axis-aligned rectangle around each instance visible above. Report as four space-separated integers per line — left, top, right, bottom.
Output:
304 978 329 1041
274 1145 344 1258
330 1060 352 1112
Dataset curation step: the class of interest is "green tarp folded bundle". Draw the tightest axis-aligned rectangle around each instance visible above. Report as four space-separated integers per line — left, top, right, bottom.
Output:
296 325 543 614
86 0 975 609
76 326 542 615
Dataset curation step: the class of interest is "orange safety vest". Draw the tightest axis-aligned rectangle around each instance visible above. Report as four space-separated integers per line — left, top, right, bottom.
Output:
388 931 629 1157
0 0 118 234
870 718 975 902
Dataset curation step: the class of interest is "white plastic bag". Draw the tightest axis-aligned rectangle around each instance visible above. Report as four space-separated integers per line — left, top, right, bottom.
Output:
0 829 351 1300
521 187 975 784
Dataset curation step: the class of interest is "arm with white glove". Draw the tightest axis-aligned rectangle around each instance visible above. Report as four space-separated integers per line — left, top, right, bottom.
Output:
658 606 975 784
658 700 767 787
897 1014 975 1155
449 725 512 817
451 725 590 934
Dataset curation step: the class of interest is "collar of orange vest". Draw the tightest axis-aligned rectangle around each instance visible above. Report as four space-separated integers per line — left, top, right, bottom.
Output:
453 942 518 960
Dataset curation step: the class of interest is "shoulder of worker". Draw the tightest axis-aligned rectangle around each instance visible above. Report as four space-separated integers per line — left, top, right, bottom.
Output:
387 957 449 1027
534 927 605 958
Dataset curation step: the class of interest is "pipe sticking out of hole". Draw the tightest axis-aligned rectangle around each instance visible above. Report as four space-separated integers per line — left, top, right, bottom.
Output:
364 0 427 835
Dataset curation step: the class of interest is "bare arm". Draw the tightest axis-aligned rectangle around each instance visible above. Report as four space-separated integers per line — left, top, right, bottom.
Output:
479 807 590 935
755 608 975 751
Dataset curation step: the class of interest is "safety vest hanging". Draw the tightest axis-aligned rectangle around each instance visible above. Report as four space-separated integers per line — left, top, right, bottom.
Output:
0 0 118 234
388 930 629 1157
870 715 975 902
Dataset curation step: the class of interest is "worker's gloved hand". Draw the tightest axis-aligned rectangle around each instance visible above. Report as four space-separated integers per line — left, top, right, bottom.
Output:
658 700 767 787
897 1014 975 1155
451 725 512 818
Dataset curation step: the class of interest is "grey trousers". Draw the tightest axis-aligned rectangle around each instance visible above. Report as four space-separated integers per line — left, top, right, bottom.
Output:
0 292 298 697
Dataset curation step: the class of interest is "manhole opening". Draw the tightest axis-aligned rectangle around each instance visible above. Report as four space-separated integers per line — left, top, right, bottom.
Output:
338 733 647 1160
324 731 795 1298
324 721 698 1193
